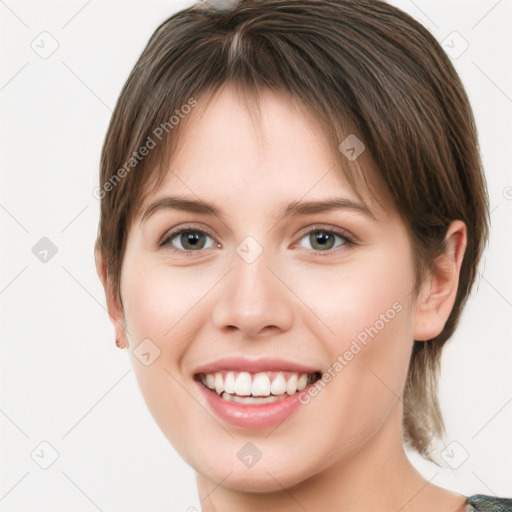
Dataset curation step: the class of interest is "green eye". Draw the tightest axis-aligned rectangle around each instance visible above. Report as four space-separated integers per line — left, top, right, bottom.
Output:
297 229 352 252
159 225 354 255
160 229 216 252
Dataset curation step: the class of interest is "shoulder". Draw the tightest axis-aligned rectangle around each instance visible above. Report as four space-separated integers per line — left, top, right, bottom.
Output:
465 494 512 512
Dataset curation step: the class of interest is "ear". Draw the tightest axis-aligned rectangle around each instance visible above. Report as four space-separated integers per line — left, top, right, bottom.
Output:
413 220 467 341
95 248 129 349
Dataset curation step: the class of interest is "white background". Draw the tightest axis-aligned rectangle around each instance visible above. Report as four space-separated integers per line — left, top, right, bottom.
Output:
0 0 511 510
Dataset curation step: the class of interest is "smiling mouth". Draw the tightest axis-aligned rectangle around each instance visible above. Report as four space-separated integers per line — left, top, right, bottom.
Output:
194 370 323 404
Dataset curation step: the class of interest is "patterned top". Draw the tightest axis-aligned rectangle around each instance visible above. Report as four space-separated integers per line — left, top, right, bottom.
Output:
464 494 512 511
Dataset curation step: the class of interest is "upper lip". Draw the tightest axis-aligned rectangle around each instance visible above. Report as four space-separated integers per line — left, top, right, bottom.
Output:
192 356 321 376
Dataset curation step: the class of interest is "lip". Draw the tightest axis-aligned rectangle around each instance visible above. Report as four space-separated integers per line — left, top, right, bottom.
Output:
192 355 321 376
196 378 315 429
192 356 322 429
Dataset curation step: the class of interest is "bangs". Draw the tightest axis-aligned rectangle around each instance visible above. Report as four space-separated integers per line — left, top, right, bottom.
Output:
129 80 379 231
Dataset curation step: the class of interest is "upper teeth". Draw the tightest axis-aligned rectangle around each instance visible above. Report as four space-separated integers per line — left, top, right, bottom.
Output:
200 371 316 397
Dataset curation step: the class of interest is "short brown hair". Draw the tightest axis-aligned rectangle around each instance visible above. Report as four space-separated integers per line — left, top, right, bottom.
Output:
95 0 489 460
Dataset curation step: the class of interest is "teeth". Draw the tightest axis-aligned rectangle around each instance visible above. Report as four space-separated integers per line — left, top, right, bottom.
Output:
270 372 287 395
199 370 318 398
297 373 308 391
234 372 252 396
286 373 298 396
252 373 271 396
222 393 284 404
214 373 224 395
224 371 236 394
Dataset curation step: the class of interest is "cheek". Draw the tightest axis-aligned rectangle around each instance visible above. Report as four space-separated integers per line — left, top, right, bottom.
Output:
291 246 415 347
122 260 215 348
120 260 204 366
290 247 415 437
121 259 220 415
119 260 223 454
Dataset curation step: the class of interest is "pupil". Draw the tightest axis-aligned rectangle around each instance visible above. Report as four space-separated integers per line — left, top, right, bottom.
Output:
313 231 333 249
183 232 203 249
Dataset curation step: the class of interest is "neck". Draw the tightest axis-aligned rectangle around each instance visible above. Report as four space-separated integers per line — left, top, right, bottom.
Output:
195 404 467 512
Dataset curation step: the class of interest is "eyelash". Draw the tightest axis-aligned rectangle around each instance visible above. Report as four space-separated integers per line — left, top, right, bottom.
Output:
159 223 356 257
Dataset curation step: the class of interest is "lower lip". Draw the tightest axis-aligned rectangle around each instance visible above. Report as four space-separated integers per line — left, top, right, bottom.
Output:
196 380 311 429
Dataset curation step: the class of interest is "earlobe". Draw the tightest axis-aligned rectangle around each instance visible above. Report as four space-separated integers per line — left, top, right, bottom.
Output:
94 248 130 349
413 220 467 341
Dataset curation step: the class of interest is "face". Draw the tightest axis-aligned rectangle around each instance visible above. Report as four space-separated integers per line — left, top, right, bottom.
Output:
117 85 420 491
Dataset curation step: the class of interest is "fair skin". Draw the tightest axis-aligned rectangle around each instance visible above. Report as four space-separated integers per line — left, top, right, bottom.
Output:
96 85 468 512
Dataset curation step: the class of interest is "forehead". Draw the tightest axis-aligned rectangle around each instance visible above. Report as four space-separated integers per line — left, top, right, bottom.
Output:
139 85 389 220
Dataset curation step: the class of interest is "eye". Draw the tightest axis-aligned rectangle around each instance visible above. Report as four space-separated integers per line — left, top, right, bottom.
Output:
159 224 355 255
294 227 354 253
159 226 218 253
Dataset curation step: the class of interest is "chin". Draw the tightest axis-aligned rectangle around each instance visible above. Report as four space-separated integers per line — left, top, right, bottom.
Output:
207 466 308 494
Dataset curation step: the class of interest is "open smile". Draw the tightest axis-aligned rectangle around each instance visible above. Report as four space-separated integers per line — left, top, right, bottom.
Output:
193 359 323 429
195 370 322 404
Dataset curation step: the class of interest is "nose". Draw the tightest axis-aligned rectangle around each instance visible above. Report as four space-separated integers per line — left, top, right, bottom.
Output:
211 246 294 339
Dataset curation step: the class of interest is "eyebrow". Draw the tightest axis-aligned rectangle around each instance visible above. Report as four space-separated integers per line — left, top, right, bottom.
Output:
139 195 376 226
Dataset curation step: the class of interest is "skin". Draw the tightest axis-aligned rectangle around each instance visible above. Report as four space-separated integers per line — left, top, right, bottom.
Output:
96 84 469 512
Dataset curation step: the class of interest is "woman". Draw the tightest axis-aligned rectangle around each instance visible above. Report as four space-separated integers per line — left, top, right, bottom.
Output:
94 0 511 510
